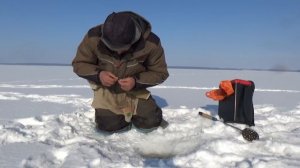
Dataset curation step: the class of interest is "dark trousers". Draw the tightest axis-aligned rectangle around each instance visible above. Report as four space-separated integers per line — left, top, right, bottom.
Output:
95 96 162 132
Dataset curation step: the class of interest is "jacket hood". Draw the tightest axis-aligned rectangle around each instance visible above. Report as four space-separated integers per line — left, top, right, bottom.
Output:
89 11 153 54
119 11 152 40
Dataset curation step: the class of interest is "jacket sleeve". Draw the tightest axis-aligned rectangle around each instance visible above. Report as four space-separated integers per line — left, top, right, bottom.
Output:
134 42 169 89
72 34 101 84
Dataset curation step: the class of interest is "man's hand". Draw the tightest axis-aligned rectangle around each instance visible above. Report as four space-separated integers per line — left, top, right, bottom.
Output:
99 71 118 87
118 77 135 91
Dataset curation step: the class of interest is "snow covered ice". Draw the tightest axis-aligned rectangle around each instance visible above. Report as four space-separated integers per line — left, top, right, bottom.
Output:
0 65 300 168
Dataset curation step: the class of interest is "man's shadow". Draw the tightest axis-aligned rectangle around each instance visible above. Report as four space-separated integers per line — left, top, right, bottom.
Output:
152 95 168 108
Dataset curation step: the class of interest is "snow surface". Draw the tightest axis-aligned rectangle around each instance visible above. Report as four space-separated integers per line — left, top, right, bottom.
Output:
0 65 300 168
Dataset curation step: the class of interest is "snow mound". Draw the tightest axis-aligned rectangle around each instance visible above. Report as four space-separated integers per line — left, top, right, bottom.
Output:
0 106 299 167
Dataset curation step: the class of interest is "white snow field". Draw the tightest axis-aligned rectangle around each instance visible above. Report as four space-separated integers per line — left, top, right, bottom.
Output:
0 65 299 168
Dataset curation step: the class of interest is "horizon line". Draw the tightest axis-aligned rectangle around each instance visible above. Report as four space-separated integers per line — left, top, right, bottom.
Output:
0 63 299 72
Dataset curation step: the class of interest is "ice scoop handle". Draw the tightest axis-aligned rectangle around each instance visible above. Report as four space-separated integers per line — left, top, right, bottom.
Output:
198 112 219 121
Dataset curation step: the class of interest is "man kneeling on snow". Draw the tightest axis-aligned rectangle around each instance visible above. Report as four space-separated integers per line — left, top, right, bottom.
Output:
72 11 169 132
